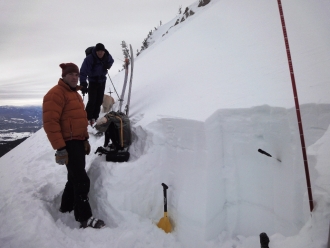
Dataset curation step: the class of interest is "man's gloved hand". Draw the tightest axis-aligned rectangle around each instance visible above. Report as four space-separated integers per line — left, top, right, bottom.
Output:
80 82 88 95
104 63 111 70
84 140 91 155
81 87 88 95
55 148 68 165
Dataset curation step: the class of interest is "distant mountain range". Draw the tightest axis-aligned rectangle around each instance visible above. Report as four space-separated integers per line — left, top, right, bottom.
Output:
0 106 42 157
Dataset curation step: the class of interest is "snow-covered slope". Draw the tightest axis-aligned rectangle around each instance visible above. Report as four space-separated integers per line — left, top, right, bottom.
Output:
117 0 330 125
1 0 330 247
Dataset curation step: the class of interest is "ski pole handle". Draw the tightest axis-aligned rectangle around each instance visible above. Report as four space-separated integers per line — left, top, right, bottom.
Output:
258 149 282 162
161 183 168 212
161 183 168 190
258 149 272 157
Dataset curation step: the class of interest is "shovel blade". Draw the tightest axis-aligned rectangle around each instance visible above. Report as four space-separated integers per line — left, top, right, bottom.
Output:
157 213 172 233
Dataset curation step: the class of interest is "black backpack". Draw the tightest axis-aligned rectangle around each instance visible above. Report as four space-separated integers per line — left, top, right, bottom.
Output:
95 111 132 149
94 111 132 162
85 46 97 69
105 112 132 150
85 46 94 56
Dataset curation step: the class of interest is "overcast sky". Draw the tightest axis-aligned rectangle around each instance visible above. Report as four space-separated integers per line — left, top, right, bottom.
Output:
0 0 194 106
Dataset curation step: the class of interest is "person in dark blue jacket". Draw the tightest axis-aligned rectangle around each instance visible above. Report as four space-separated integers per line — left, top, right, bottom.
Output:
80 43 114 126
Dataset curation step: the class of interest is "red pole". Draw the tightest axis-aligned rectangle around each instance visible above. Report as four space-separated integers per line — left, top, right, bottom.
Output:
276 0 314 212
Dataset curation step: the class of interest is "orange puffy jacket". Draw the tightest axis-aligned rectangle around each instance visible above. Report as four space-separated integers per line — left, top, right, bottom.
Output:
43 79 89 150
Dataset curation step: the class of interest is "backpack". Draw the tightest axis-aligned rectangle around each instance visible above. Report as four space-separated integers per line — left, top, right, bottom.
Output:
85 46 94 57
94 111 132 162
95 111 132 148
85 46 97 69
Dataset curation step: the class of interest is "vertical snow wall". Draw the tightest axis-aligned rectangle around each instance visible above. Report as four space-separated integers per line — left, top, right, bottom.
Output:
146 104 330 246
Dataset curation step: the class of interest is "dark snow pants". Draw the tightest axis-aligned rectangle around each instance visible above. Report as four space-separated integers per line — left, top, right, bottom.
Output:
60 140 92 222
85 82 106 121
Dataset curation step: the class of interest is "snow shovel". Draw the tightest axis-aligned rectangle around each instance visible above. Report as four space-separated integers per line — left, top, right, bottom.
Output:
157 183 172 233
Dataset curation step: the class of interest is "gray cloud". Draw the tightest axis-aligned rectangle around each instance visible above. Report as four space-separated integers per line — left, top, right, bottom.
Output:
0 0 193 106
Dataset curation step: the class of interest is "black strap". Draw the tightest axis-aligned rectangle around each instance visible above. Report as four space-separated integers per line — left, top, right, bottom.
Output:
95 146 109 155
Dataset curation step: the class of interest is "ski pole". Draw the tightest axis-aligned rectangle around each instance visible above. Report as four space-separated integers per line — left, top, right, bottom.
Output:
258 149 281 162
107 72 120 99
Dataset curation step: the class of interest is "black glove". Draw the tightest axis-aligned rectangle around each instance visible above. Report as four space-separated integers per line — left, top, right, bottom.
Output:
80 82 88 95
104 63 111 70
81 87 88 95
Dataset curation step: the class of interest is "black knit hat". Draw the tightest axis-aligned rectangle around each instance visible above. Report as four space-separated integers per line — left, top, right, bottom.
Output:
95 43 105 51
59 63 79 77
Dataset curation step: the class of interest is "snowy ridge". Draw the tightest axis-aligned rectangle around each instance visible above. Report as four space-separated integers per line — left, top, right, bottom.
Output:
143 1 203 51
0 132 32 142
1 0 330 247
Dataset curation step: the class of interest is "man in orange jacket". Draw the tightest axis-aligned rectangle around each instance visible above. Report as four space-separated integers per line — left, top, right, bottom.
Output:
43 63 105 229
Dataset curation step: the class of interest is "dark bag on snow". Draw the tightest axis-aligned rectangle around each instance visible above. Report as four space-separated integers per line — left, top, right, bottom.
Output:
95 146 130 163
106 150 130 162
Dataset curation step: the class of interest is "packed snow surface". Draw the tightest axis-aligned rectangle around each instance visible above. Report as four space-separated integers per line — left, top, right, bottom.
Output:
1 0 330 247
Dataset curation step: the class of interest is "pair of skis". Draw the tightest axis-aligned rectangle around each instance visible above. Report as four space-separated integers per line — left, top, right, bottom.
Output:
118 44 134 116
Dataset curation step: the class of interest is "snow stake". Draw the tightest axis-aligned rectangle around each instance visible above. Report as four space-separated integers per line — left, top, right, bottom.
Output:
277 0 314 212
258 149 281 162
157 183 172 233
259 232 270 248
